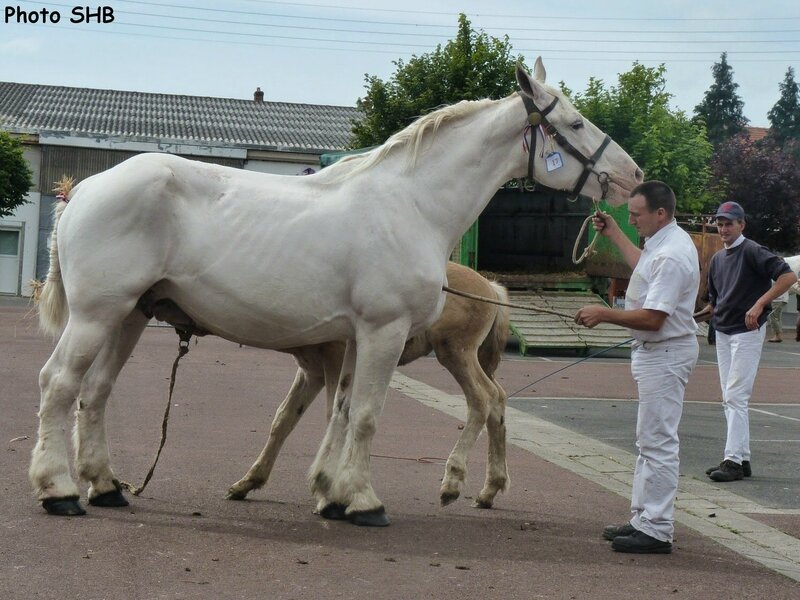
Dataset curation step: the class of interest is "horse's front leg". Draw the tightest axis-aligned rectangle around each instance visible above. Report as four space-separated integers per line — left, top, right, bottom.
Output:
227 362 325 500
328 320 409 526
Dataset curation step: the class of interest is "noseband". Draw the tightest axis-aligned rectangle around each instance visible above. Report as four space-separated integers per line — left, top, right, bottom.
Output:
518 91 612 200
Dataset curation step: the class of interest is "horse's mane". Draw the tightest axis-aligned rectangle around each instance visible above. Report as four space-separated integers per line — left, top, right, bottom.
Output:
325 98 494 180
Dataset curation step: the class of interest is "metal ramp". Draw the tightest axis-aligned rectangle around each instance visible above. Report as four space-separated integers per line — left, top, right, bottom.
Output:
507 290 632 355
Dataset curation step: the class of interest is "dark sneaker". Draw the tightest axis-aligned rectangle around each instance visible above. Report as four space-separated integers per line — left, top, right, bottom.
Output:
602 522 636 541
706 460 751 477
709 460 744 482
612 530 672 554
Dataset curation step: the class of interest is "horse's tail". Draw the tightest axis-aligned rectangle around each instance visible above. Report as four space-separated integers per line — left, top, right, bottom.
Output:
477 281 510 378
32 176 75 337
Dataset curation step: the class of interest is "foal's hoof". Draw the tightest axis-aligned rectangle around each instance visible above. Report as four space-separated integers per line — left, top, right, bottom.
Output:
440 491 460 507
88 488 129 508
42 496 86 516
348 506 390 527
319 503 348 520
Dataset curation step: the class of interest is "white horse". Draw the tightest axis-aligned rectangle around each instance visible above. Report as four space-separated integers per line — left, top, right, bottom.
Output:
31 59 642 524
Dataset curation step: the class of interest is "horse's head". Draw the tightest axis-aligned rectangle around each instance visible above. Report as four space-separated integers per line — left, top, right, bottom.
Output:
515 58 643 206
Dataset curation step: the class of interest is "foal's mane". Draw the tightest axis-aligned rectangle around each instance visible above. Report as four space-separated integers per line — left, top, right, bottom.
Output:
326 98 494 180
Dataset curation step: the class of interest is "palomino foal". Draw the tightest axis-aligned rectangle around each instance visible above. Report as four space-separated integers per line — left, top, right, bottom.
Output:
227 262 511 511
31 59 642 524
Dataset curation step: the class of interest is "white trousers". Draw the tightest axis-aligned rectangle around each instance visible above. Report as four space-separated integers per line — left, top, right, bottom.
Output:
629 336 698 542
715 327 766 464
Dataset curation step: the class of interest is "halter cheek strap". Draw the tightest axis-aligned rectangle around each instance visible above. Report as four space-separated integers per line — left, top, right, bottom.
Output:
518 91 612 200
520 95 559 182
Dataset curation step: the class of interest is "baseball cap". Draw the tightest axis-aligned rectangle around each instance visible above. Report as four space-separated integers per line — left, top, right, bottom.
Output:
715 201 745 221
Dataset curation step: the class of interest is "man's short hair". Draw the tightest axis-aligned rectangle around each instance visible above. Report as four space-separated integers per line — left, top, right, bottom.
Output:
630 180 676 217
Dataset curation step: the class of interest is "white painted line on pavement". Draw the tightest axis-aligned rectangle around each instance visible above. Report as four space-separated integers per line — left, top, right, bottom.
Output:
391 371 800 583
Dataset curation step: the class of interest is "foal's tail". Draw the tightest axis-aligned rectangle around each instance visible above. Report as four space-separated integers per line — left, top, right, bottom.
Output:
31 176 74 337
477 281 510 378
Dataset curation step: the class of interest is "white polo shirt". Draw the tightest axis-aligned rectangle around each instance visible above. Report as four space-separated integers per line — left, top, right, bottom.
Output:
624 220 700 342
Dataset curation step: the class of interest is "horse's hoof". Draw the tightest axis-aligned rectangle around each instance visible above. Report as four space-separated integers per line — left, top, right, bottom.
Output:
473 498 493 509
348 506 390 527
42 496 86 516
88 488 129 508
440 491 459 507
226 490 248 501
319 503 348 520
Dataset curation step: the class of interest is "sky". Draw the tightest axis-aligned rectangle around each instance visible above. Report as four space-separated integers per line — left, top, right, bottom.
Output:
1 0 799 127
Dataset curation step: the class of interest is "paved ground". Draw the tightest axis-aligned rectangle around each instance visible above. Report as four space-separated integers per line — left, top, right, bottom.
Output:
1 301 799 599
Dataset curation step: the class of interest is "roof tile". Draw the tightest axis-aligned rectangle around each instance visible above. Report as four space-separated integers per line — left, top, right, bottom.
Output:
0 81 360 154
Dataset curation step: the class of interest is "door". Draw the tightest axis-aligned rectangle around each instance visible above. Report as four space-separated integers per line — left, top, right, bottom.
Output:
0 228 22 295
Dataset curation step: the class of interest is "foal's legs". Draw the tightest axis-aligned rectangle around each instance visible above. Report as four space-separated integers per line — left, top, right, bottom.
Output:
30 306 133 515
477 379 509 508
436 347 508 508
309 340 357 517
227 361 326 500
73 310 149 506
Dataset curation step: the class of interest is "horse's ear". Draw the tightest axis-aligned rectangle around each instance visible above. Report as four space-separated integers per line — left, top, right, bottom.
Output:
516 60 548 102
533 56 546 83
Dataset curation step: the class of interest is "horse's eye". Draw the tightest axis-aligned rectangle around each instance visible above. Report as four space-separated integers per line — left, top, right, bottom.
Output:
571 120 584 130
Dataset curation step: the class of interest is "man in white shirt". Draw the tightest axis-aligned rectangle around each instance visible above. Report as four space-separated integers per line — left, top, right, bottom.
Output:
575 181 700 554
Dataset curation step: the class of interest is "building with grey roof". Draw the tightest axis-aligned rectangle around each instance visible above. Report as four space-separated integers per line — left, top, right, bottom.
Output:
0 81 360 296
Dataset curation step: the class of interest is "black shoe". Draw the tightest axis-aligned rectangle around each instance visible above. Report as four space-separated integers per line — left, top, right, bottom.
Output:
602 522 636 541
612 530 672 554
706 460 751 478
709 460 744 482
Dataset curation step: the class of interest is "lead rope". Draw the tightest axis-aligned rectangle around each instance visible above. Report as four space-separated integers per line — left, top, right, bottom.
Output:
119 329 192 496
507 336 634 398
572 198 602 265
441 285 574 319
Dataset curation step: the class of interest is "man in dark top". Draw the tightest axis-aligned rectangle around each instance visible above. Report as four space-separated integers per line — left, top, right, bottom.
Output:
698 201 797 482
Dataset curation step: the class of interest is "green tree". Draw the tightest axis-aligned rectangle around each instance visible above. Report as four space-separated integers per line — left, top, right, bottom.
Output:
694 52 748 147
350 14 524 147
711 134 800 251
564 63 715 213
767 66 800 146
0 131 33 218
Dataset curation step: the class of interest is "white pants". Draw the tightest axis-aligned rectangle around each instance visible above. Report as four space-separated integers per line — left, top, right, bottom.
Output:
715 327 766 464
629 336 698 542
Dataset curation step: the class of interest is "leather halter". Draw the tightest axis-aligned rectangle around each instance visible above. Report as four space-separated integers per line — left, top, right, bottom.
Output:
518 91 612 200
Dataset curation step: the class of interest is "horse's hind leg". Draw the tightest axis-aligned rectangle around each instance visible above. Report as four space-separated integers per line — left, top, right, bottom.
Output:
30 309 132 515
476 378 509 508
73 309 149 507
227 362 325 500
436 349 499 508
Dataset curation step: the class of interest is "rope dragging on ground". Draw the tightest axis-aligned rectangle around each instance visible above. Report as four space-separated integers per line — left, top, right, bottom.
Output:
119 329 191 496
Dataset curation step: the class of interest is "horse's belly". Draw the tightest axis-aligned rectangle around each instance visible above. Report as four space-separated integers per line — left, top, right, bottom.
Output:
156 283 353 349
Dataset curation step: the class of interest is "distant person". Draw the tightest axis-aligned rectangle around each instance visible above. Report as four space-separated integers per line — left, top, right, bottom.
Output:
695 201 797 482
575 181 699 554
766 286 788 342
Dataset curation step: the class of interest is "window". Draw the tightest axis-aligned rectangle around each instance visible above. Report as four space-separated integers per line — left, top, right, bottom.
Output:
0 230 20 256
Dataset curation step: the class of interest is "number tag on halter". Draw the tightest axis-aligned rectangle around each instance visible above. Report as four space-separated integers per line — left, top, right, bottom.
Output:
545 152 563 172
